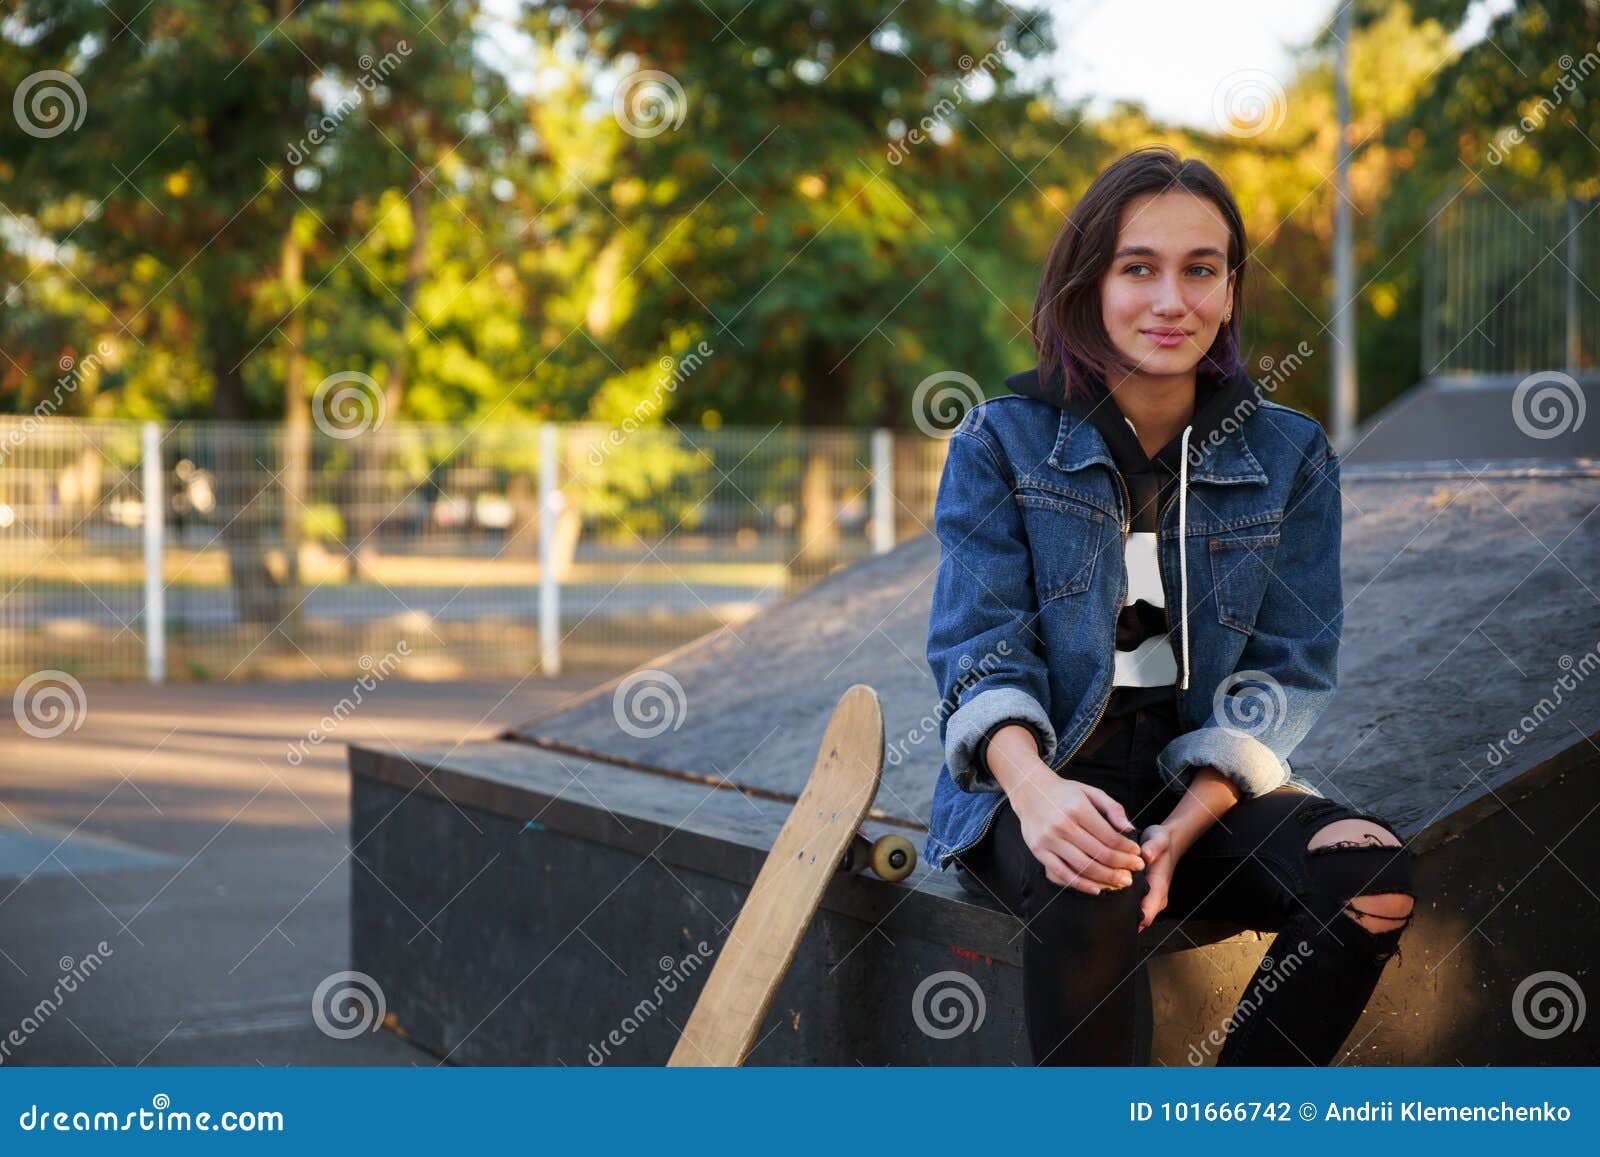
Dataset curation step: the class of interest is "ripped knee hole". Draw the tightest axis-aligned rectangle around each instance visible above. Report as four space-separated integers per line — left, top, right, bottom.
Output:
1307 819 1416 936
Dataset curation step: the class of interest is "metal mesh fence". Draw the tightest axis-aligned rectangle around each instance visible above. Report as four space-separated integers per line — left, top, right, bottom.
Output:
1 418 149 681
1424 194 1599 380
1 417 950 683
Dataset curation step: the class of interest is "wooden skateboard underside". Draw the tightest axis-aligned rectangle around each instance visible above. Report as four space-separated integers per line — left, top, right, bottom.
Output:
668 684 885 1066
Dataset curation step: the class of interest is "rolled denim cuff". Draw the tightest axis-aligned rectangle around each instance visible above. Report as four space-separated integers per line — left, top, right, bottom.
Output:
1155 725 1289 798
945 686 1057 794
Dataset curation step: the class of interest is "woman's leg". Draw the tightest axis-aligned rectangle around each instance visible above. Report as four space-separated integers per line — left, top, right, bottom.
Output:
1162 789 1418 1066
960 797 1151 1065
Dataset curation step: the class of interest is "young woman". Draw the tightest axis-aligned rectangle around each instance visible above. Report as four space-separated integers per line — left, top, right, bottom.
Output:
924 146 1417 1066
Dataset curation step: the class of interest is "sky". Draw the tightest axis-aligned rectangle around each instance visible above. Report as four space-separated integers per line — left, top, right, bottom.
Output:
1042 0 1336 128
1040 0 1513 130
479 0 1517 126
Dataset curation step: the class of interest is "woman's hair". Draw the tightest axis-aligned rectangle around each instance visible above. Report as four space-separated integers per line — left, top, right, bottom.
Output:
1032 145 1248 401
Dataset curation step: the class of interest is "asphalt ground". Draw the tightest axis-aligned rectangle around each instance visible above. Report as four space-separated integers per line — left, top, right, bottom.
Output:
0 674 617 1067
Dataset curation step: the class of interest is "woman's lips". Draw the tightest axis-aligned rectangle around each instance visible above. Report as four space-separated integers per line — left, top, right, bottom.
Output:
1141 329 1191 347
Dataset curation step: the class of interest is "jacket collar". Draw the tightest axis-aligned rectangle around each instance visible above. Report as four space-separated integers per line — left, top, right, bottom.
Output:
1004 363 1269 486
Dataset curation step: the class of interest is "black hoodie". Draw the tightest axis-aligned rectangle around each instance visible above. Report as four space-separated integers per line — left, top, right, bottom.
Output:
974 361 1263 771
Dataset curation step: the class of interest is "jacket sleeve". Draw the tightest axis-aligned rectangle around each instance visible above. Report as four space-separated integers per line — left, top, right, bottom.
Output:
1154 436 1343 798
926 419 1057 794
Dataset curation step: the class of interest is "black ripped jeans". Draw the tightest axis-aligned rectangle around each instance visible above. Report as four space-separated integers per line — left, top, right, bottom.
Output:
957 707 1417 1066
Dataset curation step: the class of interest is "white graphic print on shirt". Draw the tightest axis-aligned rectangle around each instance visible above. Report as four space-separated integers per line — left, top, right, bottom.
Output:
1115 530 1177 687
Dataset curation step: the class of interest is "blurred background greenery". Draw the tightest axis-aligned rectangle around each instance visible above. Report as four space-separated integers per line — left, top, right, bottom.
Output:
4 0 1596 434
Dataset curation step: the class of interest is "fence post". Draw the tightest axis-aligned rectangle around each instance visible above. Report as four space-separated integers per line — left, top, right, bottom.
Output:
871 428 894 555
1421 206 1436 379
141 421 165 684
1566 197 1581 371
538 422 561 677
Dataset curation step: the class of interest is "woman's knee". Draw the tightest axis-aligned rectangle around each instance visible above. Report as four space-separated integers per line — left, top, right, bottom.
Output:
1008 860 1148 943
1304 816 1416 946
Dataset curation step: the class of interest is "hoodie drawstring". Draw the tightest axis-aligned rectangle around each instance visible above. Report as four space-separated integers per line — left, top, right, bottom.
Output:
1123 416 1195 692
1178 424 1192 691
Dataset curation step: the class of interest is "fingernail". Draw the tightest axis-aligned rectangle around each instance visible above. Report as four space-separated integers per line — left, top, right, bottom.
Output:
1118 873 1132 886
1090 885 1103 895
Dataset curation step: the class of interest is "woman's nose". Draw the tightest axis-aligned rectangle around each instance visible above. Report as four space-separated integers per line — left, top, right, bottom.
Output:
1150 278 1187 316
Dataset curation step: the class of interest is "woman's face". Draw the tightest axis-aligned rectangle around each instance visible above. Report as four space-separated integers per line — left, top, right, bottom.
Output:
1099 190 1236 382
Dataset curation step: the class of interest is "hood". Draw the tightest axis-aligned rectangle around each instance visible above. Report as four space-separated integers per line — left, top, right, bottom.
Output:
1003 359 1262 447
1001 359 1263 692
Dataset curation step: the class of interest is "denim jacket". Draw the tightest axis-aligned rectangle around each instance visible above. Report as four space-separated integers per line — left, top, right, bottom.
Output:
924 363 1342 872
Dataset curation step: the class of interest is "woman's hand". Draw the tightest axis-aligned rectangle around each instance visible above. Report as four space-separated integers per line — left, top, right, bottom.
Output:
1011 777 1147 896
1135 823 1177 932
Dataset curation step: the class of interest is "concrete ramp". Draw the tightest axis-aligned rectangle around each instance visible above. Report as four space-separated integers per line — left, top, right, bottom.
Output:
1345 377 1599 464
504 459 1600 848
350 457 1600 1065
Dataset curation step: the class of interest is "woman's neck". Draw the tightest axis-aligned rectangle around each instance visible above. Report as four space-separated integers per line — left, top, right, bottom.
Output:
1105 368 1197 459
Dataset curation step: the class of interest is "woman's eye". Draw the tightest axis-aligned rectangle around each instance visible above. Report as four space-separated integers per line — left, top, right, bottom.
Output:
1122 263 1218 277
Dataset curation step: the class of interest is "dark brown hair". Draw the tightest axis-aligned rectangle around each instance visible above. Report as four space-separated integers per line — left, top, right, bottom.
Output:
1032 145 1248 401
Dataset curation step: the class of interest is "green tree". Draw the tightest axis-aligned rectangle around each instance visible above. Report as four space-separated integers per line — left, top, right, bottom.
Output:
529 0 1067 577
0 1 528 621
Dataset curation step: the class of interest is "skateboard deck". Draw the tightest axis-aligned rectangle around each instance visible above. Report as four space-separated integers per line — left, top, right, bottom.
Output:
667 683 911 1066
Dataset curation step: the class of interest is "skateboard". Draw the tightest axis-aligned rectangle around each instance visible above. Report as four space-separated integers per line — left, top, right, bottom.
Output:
667 683 916 1066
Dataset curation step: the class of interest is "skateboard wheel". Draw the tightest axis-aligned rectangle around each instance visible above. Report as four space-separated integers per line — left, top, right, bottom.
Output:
868 835 916 882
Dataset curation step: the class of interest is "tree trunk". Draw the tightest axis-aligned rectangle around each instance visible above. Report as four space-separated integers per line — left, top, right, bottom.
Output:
206 295 286 628
346 174 429 583
792 340 848 589
280 223 310 612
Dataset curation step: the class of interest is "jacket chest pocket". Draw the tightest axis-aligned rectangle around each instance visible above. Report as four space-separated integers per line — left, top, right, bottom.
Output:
1014 490 1104 605
1209 531 1280 634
